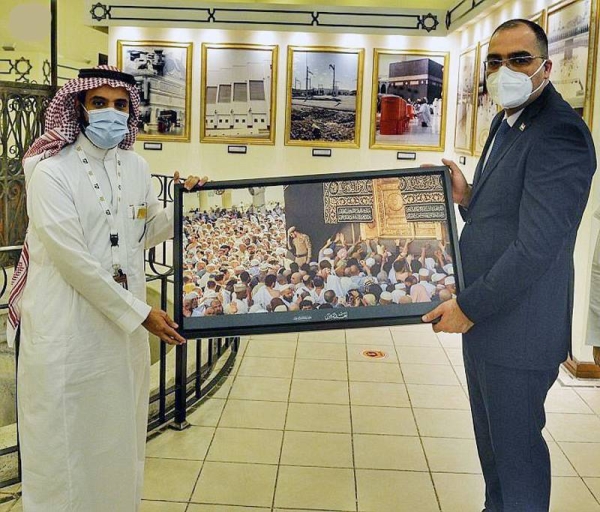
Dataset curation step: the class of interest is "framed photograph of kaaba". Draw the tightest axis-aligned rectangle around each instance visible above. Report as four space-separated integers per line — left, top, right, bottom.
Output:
370 49 449 152
454 45 477 154
285 46 364 148
200 43 278 145
117 40 192 142
473 40 500 156
547 0 598 123
174 167 464 339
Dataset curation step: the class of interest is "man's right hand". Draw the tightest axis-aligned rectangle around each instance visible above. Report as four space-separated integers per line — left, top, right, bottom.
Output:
142 307 186 345
421 159 471 208
441 158 471 208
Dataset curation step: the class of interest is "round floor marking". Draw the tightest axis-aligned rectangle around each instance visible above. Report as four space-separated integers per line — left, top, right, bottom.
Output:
361 349 387 359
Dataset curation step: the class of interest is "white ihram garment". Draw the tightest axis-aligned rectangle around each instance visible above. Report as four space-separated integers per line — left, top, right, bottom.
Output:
18 134 173 511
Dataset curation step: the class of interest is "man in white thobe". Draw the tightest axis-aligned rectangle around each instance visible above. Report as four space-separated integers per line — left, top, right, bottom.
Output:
7 65 204 511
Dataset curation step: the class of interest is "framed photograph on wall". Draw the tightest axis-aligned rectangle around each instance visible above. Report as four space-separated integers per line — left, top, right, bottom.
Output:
200 43 278 145
529 10 547 29
454 45 477 154
369 49 449 152
473 40 500 156
174 166 464 339
117 40 192 142
547 0 598 123
285 46 364 148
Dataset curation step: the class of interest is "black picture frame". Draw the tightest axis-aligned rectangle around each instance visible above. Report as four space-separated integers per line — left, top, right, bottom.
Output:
174 166 464 339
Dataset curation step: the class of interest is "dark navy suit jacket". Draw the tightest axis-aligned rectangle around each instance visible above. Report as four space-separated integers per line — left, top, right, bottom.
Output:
457 83 596 370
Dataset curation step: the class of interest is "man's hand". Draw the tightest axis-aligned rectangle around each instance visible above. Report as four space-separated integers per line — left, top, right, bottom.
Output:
142 307 186 345
422 159 471 208
173 171 209 191
421 298 474 334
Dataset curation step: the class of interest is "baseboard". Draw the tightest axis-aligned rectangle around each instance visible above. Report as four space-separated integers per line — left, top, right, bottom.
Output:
563 356 600 379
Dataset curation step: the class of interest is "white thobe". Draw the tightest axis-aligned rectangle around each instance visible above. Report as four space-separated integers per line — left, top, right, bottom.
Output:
18 133 173 512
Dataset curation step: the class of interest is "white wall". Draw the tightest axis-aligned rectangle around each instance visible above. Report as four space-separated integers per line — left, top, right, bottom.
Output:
110 0 600 363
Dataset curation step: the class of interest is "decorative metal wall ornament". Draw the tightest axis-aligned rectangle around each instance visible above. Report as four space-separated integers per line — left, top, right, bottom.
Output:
0 58 34 83
88 2 440 34
0 82 55 264
445 0 490 30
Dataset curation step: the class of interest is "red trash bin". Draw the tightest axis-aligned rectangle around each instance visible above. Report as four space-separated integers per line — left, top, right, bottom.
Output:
380 96 400 135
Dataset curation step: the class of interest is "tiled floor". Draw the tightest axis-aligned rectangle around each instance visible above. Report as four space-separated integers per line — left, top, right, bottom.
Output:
3 325 600 511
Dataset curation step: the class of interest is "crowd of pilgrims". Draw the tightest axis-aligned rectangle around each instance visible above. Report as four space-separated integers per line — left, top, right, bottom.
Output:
181 205 456 317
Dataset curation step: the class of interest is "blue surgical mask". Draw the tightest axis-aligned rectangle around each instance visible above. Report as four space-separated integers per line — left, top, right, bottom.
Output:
83 107 130 149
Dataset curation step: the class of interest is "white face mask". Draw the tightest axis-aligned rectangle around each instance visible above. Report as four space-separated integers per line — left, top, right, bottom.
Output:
487 60 547 109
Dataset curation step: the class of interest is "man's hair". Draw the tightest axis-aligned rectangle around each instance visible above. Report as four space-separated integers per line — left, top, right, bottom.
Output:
324 289 336 303
265 274 277 287
491 19 548 58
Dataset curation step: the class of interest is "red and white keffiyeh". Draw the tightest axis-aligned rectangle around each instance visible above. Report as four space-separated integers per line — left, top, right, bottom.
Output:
7 65 141 347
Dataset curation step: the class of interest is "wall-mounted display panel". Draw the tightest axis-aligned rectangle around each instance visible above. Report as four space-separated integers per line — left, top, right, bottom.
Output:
117 40 192 142
285 46 364 148
200 44 278 145
454 45 477 155
370 49 449 152
547 0 598 123
174 167 464 339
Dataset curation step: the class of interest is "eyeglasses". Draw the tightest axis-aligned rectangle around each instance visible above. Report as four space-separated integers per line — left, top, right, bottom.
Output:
484 55 544 72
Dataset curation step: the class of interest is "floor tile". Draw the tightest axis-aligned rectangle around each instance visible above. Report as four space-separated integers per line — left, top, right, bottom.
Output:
432 472 485 512
274 466 356 511
219 399 287 429
547 441 577 476
294 359 348 381
346 327 394 345
559 442 600 476
142 458 203 502
187 399 227 427
407 384 469 410
356 469 439 512
298 329 346 343
251 333 298 343
347 344 399 363
443 348 464 366
413 408 474 439
207 428 283 464
354 434 428 471
280 431 353 468
290 379 350 405
436 332 463 349
206 377 233 400
352 405 418 436
191 461 277 507
285 403 352 433
545 388 595 414
400 363 460 386
296 342 348 361
229 376 291 402
583 477 600 503
139 501 187 512
188 506 269 512
550 476 600 511
237 356 295 379
245 339 297 358
576 388 600 415
391 330 441 347
546 413 600 442
396 346 450 365
146 426 214 460
348 361 403 383
421 437 481 473
350 382 410 407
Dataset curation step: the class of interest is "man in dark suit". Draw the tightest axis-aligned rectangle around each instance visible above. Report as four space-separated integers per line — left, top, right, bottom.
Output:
423 19 596 512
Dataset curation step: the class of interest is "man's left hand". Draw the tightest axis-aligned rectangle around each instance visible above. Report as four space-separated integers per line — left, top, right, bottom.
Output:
174 171 208 191
421 298 474 334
